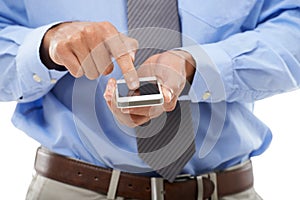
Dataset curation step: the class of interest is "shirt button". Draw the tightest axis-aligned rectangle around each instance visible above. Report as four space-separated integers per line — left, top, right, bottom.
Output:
202 91 211 100
50 79 57 84
33 74 42 83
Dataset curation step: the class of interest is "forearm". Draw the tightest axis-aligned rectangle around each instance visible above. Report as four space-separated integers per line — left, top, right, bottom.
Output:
0 23 67 102
184 7 300 103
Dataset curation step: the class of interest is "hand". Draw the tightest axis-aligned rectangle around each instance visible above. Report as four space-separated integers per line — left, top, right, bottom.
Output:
103 50 196 127
40 21 139 89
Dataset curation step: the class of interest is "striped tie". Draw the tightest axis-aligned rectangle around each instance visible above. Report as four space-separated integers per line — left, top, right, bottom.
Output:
127 0 195 182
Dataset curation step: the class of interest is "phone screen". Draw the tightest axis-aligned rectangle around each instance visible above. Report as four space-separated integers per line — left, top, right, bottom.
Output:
118 81 160 97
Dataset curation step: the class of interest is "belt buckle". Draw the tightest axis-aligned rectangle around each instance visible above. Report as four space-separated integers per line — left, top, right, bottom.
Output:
151 177 164 200
174 173 194 182
175 174 206 200
150 174 193 200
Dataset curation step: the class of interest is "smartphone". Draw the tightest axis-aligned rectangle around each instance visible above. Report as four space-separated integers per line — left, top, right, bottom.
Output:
116 77 164 108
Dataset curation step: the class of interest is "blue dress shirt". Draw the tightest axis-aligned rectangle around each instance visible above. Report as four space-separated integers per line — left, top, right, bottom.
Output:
0 0 300 176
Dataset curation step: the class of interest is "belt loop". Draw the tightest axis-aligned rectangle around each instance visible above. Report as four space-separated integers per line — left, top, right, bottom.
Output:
151 177 164 200
196 175 203 200
209 172 218 200
107 170 121 200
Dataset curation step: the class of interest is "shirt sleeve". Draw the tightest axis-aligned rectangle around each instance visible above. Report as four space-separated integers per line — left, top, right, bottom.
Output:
182 4 300 103
0 2 67 102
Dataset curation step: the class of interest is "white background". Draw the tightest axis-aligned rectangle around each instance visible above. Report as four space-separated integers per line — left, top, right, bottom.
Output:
1 90 300 199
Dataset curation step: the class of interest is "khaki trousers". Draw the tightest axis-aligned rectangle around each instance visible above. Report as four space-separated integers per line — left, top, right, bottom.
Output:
26 174 263 200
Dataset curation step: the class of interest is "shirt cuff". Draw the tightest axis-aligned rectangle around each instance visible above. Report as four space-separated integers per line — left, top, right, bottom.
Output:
16 22 67 102
180 44 233 103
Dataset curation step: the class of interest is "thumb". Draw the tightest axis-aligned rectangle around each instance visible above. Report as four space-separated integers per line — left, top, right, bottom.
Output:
162 86 174 103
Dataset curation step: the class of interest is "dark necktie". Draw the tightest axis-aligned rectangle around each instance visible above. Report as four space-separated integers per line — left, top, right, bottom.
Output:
127 0 195 182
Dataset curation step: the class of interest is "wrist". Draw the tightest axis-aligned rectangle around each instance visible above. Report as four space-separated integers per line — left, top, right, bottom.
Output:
171 50 196 83
185 55 196 83
39 23 67 71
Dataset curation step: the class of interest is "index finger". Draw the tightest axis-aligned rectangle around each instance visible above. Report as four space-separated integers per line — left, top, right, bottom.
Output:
105 34 139 90
118 54 140 90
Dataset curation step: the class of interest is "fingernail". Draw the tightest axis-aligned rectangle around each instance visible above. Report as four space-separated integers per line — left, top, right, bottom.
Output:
121 108 130 113
167 91 172 101
129 80 139 90
103 93 112 101
129 52 135 61
124 70 140 90
107 79 116 91
107 83 114 92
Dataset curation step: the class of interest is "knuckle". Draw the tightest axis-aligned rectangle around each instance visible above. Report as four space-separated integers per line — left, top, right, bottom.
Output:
99 21 118 38
82 25 96 36
101 21 112 28
50 42 68 64
99 21 117 34
49 51 60 64
70 32 84 44
167 50 181 58
54 41 67 55
127 37 138 49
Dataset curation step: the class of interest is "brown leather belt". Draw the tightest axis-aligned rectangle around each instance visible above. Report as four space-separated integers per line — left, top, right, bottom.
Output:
34 147 254 200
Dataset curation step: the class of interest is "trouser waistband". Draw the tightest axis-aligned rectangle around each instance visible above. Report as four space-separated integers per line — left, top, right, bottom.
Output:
34 147 254 200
